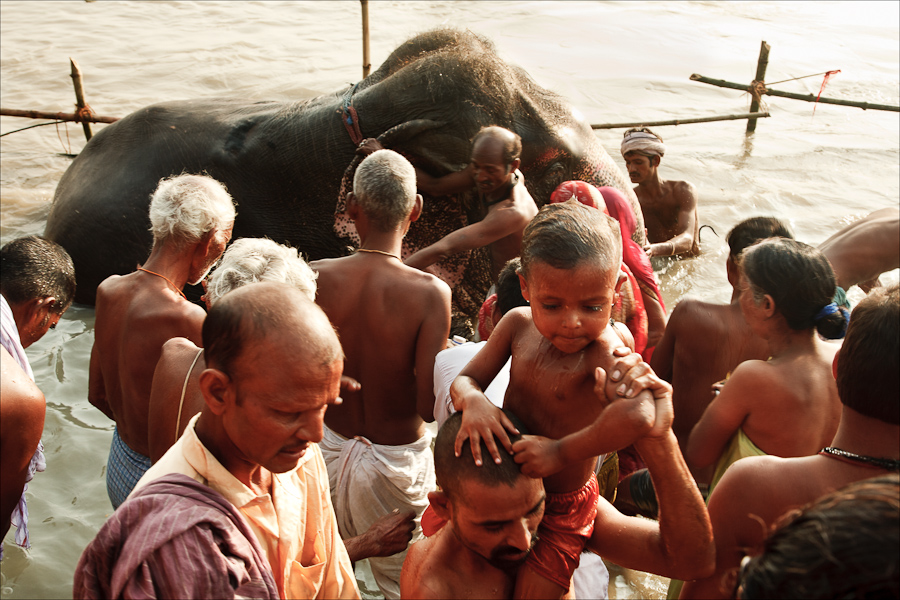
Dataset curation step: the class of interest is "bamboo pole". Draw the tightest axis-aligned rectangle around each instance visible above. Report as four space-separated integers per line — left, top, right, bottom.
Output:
747 41 771 133
0 108 119 124
361 0 371 78
70 58 93 141
592 111 770 130
690 74 900 112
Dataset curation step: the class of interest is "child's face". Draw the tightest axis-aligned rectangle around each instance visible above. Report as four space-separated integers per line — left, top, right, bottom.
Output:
520 260 619 354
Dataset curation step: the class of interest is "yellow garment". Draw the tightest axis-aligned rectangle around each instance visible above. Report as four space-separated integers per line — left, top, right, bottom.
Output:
708 428 767 497
667 429 768 599
133 414 359 600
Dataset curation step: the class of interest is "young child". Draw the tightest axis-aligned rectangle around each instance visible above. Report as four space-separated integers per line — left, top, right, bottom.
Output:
450 200 668 599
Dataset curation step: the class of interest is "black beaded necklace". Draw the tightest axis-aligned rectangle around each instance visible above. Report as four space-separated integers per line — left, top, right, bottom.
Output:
819 447 900 472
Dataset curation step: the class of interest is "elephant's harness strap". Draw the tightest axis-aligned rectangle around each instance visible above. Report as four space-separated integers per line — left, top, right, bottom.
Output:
339 82 364 145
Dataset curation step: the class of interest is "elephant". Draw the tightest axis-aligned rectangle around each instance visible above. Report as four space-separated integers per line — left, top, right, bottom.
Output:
45 28 643 330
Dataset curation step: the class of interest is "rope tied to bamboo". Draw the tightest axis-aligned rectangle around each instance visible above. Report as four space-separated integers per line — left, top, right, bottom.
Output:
73 103 94 124
748 80 768 105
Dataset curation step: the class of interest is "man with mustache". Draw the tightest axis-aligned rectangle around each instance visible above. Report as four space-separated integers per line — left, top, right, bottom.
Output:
621 128 700 258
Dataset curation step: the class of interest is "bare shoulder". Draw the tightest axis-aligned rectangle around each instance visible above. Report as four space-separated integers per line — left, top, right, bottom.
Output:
401 537 452 599
0 349 44 413
158 337 202 366
669 180 698 204
669 297 728 333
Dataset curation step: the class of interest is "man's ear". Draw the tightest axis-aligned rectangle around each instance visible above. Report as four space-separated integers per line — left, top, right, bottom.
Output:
651 156 661 167
347 192 361 221
490 302 503 328
509 158 521 174
409 194 423 223
518 273 530 302
726 256 738 287
428 490 452 521
199 368 232 415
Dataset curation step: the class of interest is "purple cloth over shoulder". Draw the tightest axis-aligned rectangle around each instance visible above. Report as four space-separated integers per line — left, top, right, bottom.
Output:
73 473 278 600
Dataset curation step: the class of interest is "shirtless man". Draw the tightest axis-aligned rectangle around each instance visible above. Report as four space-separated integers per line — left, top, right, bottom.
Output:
311 149 452 599
621 128 699 258
643 217 793 492
359 126 539 281
680 284 900 599
89 174 235 509
818 207 899 307
401 366 714 599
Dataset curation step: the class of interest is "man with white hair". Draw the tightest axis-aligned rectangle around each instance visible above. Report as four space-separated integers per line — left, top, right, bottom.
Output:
89 173 235 508
621 128 700 258
311 149 452 599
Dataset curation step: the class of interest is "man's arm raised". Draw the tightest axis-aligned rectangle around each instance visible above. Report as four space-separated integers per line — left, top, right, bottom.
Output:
405 204 531 271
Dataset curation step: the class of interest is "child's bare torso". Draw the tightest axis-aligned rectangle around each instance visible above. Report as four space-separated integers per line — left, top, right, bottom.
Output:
505 316 627 493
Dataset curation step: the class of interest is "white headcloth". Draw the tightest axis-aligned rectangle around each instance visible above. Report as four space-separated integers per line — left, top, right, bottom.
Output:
621 129 666 158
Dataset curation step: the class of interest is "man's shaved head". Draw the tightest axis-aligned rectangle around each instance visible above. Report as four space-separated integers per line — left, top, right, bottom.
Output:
203 281 341 376
434 411 526 499
472 126 522 166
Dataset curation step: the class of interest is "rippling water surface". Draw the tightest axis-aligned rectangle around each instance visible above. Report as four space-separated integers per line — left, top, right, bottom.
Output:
1 2 897 598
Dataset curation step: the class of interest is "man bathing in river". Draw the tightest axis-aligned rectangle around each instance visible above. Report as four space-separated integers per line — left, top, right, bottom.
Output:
359 126 538 282
311 149 451 599
621 128 700 258
89 174 235 508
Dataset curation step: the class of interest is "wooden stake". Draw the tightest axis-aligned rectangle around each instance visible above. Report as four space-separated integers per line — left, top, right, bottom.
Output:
69 58 93 141
361 0 371 78
691 74 900 112
1 108 119 123
592 112 770 130
747 41 770 133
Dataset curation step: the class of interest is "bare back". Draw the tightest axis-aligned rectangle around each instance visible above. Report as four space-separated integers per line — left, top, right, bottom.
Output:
818 207 900 290
146 337 205 462
312 254 451 445
651 299 769 448
504 309 631 493
89 272 205 456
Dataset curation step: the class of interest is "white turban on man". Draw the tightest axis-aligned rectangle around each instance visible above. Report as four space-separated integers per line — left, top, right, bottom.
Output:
621 128 666 158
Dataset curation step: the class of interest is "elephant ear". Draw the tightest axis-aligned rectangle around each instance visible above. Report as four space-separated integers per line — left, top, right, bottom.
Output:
333 119 446 248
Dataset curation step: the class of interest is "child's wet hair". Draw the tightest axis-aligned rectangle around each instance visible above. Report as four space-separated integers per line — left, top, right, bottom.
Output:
520 200 622 276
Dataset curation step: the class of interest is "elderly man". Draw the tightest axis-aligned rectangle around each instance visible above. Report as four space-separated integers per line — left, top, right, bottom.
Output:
818 207 899 308
359 126 538 282
679 284 900 599
312 149 451 598
621 128 699 258
75 283 359 599
89 174 235 508
0 236 75 556
402 359 715 599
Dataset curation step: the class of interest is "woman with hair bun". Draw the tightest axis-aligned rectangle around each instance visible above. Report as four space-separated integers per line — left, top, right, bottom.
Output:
686 237 848 494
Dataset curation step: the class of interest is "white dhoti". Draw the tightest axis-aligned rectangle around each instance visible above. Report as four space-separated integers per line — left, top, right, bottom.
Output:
320 425 436 600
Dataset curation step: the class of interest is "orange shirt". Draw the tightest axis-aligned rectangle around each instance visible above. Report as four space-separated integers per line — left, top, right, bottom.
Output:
134 414 359 599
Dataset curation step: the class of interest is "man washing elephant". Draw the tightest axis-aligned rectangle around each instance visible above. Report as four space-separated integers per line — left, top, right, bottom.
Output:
358 125 538 283
89 174 235 508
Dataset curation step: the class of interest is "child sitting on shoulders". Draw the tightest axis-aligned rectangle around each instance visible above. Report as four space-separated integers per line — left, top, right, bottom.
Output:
451 200 670 599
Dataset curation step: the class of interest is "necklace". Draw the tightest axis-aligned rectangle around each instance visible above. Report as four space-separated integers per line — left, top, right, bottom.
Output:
356 248 401 260
819 447 900 472
137 267 187 299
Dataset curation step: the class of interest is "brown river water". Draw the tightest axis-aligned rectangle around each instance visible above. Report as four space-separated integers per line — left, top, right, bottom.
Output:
1 1 897 598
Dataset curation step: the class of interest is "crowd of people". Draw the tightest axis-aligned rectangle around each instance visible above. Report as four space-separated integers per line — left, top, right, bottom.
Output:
1 124 898 599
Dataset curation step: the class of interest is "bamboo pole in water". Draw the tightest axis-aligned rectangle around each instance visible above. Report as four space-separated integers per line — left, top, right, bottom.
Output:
592 111 770 129
0 108 119 124
361 0 371 78
70 58 93 141
690 74 900 112
747 41 771 133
